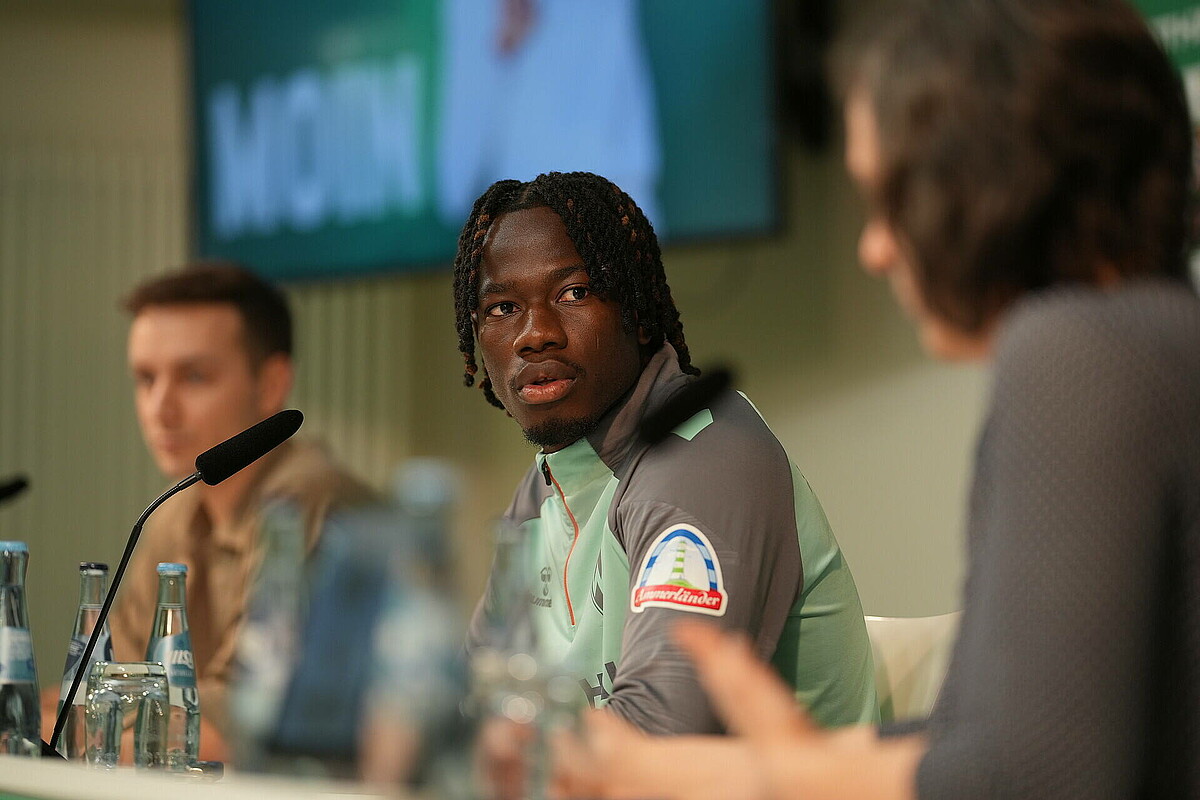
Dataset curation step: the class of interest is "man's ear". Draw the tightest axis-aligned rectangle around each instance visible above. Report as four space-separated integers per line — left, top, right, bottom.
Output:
471 310 480 338
256 353 294 417
631 310 651 346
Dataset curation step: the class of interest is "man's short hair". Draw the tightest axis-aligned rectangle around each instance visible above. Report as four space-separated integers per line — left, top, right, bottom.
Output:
834 0 1194 333
123 261 293 365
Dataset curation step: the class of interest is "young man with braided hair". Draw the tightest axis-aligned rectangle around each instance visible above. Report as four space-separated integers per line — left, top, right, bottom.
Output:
458 171 876 741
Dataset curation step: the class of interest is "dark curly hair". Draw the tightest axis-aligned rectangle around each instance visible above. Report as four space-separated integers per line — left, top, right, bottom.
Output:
833 0 1194 332
452 171 697 409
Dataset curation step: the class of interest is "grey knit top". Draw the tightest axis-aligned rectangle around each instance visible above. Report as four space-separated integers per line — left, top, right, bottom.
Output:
917 279 1200 799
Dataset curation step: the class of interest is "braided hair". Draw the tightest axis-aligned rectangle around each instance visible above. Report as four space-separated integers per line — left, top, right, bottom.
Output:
452 171 698 409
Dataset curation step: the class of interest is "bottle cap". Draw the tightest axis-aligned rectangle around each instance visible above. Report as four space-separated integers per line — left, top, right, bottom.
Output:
0 541 28 553
79 561 109 572
156 562 188 575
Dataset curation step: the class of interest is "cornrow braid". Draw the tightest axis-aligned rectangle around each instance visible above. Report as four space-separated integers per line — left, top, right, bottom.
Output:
452 171 698 410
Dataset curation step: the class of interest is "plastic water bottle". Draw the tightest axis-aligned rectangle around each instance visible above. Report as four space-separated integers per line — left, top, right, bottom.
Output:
0 541 40 756
56 562 113 759
146 562 200 769
229 500 306 770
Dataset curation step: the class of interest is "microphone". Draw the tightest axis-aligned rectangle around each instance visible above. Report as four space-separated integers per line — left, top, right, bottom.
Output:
638 367 734 445
46 409 304 757
196 409 303 486
0 475 29 506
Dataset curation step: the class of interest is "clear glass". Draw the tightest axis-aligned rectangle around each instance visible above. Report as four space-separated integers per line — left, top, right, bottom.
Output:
0 545 41 757
56 564 112 759
468 524 580 800
84 661 169 770
147 569 200 770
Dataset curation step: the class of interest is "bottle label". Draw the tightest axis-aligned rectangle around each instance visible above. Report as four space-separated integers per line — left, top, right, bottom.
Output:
59 632 112 705
0 628 36 684
148 631 197 706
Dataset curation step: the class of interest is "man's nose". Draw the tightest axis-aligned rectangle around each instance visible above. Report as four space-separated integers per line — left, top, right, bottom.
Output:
858 219 896 276
513 304 565 355
147 378 183 427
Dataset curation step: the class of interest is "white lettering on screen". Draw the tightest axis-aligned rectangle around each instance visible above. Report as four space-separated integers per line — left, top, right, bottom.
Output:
208 55 424 239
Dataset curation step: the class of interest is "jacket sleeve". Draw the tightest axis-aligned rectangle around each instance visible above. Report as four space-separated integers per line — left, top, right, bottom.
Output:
603 418 810 735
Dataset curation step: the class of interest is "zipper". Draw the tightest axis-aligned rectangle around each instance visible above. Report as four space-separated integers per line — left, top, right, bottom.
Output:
542 460 580 626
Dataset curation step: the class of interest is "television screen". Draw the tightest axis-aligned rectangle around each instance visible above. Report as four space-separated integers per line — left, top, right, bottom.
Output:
190 0 775 279
1134 0 1200 284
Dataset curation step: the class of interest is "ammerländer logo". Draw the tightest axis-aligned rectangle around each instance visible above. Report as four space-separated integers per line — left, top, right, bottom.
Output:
630 524 727 617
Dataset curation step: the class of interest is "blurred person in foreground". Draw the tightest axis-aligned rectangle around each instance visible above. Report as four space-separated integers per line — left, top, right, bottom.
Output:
455 172 876 794
107 262 374 761
551 1 1200 798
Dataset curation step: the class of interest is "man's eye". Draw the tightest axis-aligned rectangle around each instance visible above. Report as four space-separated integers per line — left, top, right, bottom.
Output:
185 370 209 384
559 286 590 302
486 301 518 317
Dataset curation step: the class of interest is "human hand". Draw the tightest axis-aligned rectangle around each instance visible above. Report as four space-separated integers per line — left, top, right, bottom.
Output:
198 717 229 764
547 622 804 799
550 710 770 800
39 688 59 745
672 620 816 739
359 716 421 786
676 621 922 800
551 621 916 800
476 716 536 800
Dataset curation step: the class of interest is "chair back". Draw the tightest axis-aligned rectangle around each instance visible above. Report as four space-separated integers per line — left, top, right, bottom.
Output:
865 612 962 723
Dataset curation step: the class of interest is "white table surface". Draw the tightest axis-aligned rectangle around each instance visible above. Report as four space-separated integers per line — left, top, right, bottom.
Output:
0 757 412 800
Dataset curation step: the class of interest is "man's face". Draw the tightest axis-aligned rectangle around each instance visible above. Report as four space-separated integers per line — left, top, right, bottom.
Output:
128 303 280 478
474 206 648 452
844 89 991 361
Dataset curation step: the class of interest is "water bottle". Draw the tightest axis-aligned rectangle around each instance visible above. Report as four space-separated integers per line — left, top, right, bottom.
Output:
229 500 306 770
0 541 40 756
56 562 113 759
146 562 200 769
469 524 578 800
392 459 460 585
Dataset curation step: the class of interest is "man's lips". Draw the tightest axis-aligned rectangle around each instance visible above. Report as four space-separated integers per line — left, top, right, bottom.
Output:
513 362 579 405
518 377 576 404
152 437 189 454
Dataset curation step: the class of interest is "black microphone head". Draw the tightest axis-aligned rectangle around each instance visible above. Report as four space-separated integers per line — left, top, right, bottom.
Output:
0 475 29 505
639 367 734 445
195 409 303 486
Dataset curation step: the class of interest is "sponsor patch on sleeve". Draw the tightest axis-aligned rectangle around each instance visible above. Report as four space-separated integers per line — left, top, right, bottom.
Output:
630 524 727 616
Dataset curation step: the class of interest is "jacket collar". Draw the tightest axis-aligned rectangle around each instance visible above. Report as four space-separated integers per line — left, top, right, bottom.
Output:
536 343 691 492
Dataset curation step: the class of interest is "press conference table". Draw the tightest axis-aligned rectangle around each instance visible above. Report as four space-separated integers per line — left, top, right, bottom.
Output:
0 757 418 800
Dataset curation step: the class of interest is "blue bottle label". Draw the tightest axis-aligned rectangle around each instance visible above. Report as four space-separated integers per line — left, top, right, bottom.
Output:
0 628 36 684
60 632 112 705
148 631 197 706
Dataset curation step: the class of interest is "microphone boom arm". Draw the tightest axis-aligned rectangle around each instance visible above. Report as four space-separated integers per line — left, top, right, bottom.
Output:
45 471 202 756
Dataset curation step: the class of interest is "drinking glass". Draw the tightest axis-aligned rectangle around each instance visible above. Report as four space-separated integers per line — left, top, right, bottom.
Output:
85 661 169 769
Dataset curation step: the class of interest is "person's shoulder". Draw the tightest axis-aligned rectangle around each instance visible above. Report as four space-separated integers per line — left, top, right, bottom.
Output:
993 281 1200 438
626 388 791 499
998 280 1200 376
263 438 378 508
657 386 787 455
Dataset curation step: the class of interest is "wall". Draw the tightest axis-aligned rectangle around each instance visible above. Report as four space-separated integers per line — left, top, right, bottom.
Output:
0 0 984 690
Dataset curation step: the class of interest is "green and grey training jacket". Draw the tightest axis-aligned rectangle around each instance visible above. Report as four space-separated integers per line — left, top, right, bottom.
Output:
469 344 877 734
